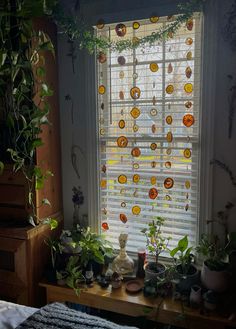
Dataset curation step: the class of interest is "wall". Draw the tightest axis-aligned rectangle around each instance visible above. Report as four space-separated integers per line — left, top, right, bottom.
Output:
58 0 236 235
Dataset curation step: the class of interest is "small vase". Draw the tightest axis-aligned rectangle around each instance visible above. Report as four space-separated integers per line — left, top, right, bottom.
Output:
190 285 202 307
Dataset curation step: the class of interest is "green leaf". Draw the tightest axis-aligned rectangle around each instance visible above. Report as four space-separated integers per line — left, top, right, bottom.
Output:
42 198 51 206
40 83 53 97
170 247 179 258
28 192 33 205
0 161 4 175
0 51 7 66
32 138 44 148
36 177 44 189
178 235 188 252
43 217 58 230
36 67 46 77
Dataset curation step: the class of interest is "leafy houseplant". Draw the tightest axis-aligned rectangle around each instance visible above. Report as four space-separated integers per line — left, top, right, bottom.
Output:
196 234 229 293
141 217 171 279
170 235 198 293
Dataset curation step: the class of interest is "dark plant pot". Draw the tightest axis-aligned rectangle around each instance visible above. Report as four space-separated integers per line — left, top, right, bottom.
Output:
201 260 229 293
144 261 166 281
176 264 199 294
56 251 80 271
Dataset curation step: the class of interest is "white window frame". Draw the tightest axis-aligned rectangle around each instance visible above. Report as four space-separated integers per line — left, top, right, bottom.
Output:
85 0 219 242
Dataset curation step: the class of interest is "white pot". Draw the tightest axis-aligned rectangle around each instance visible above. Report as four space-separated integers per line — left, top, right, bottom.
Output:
201 261 229 293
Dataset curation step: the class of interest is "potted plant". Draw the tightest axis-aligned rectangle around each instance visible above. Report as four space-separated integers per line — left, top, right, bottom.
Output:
196 234 230 293
141 216 171 280
170 235 198 293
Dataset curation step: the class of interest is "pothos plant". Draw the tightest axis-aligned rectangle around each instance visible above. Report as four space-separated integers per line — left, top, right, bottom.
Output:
0 0 58 227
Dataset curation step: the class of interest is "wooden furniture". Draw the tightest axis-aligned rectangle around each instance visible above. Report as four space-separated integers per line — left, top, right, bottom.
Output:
0 218 62 306
0 19 63 306
40 281 236 329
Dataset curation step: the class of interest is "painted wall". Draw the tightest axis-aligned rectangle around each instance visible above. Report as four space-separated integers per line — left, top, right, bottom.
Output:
58 0 236 235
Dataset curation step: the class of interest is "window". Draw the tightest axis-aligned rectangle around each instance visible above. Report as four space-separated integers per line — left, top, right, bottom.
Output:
96 14 202 253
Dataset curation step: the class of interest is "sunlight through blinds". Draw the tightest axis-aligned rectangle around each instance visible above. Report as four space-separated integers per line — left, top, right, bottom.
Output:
96 14 202 254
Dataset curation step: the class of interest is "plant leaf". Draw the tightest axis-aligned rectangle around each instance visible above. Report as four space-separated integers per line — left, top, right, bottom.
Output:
0 161 4 175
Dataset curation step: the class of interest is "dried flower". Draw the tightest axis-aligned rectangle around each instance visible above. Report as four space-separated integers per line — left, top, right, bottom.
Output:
72 186 84 206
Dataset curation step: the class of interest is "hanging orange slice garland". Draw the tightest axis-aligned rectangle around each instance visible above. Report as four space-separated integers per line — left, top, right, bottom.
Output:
130 107 140 119
183 114 195 127
149 188 158 199
117 136 128 148
131 147 141 157
184 148 191 158
102 222 109 230
133 174 140 183
118 175 127 184
132 205 141 215
115 23 127 37
130 87 141 99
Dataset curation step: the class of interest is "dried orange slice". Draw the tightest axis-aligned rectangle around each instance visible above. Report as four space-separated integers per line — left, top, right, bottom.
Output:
166 148 172 155
115 23 127 37
150 62 159 72
185 180 191 189
118 175 127 184
101 164 106 173
150 15 159 23
165 161 171 169
185 37 193 45
133 174 140 183
121 202 126 208
150 108 157 116
167 63 173 74
165 195 172 201
186 51 193 60
184 148 191 158
119 91 124 100
102 222 109 230
150 143 157 150
96 19 105 29
166 115 173 125
98 85 106 94
100 180 107 188
150 176 157 185
119 119 125 129
164 177 174 189
185 101 192 108
119 71 125 79
166 84 174 94
117 56 126 65
166 131 173 143
133 124 139 132
120 213 128 223
97 52 107 63
130 107 140 119
186 19 193 31
149 188 158 200
151 124 157 133
183 114 194 127
132 205 141 215
131 147 141 157
133 163 139 169
117 136 128 148
184 83 193 93
133 21 140 29
130 87 141 99
100 128 105 135
185 66 192 79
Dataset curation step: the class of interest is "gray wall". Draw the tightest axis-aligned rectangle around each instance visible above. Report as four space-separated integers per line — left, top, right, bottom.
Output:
58 0 236 235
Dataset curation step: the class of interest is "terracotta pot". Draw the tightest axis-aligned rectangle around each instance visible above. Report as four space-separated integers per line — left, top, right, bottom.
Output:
201 261 229 293
144 261 166 281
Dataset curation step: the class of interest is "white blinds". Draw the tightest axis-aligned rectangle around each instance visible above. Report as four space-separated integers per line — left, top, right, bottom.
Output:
96 15 202 254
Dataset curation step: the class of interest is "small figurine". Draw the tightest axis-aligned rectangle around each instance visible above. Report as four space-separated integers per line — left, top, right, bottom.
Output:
111 271 122 289
112 233 134 275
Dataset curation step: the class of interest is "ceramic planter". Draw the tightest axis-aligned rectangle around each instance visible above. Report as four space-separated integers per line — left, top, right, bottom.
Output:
201 260 229 293
144 261 166 281
175 264 199 293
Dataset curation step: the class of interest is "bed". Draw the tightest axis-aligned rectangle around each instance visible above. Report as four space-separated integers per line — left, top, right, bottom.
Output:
0 300 138 329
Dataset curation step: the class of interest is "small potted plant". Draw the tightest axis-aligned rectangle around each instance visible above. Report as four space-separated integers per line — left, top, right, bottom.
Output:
196 234 229 292
141 216 171 280
170 235 198 293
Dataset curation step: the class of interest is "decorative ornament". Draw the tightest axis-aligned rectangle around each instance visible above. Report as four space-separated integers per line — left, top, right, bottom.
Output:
150 16 159 23
100 179 106 188
185 101 192 108
121 202 126 207
133 174 140 183
167 63 173 73
186 18 193 31
149 188 158 199
185 66 192 79
98 52 107 63
120 213 128 223
117 56 126 65
185 37 193 45
151 176 157 185
166 115 173 125
165 195 172 201
186 51 193 60
183 114 195 127
150 143 157 150
119 119 125 129
102 222 109 230
119 91 124 100
115 23 127 37
151 161 157 168
130 107 140 119
119 71 125 79
166 148 172 155
166 84 174 94
118 174 127 184
150 62 159 72
96 19 105 29
185 180 191 189
166 131 173 142
101 164 106 173
117 136 128 148
184 83 193 93
130 87 141 99
151 124 157 133
98 85 106 94
132 205 141 215
133 163 139 169
133 124 139 132
164 177 174 189
133 21 140 29
150 108 157 116
184 148 192 158
165 161 171 169
131 147 141 157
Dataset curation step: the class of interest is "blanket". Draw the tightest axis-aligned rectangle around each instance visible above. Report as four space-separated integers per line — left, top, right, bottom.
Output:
16 302 138 329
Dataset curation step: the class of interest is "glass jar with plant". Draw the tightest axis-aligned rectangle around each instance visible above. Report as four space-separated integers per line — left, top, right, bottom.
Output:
196 234 229 293
170 235 198 293
141 216 171 280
